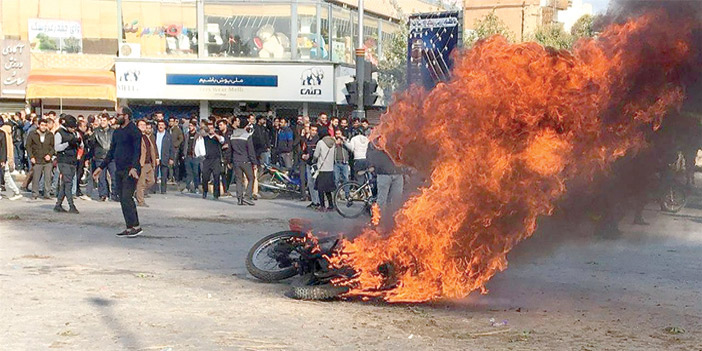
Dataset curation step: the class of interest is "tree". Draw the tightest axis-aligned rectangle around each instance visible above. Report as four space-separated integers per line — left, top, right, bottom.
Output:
465 11 516 47
377 0 409 103
571 14 595 39
528 23 574 50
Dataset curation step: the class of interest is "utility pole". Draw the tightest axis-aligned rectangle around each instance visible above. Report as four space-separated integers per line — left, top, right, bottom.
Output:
353 0 366 120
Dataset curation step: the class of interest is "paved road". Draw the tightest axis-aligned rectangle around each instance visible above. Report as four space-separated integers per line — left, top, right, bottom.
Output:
1 193 701 350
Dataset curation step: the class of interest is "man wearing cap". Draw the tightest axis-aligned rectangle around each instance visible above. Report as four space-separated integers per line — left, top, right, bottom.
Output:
93 106 143 238
53 115 82 213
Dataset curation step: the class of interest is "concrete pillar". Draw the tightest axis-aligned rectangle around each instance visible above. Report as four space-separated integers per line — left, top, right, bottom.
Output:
199 100 209 120
302 102 309 117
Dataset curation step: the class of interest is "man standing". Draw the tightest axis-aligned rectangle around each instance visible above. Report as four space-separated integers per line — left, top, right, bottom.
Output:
302 125 320 208
91 115 116 201
168 116 184 182
333 129 350 187
182 120 202 193
217 119 233 196
201 122 225 200
26 119 54 200
229 118 256 206
346 129 369 180
53 115 82 214
276 118 294 169
155 120 175 194
368 143 404 215
93 107 143 237
135 120 157 207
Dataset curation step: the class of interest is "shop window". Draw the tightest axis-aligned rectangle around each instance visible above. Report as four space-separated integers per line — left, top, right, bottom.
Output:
297 5 329 60
204 2 292 59
121 0 197 57
331 6 353 64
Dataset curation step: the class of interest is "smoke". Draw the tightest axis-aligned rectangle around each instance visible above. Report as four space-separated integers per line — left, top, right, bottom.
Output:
327 1 702 303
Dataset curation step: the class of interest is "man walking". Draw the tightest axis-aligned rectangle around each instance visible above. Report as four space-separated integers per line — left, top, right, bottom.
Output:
135 120 157 207
26 118 54 200
93 107 142 237
53 115 82 214
229 118 256 206
155 120 175 194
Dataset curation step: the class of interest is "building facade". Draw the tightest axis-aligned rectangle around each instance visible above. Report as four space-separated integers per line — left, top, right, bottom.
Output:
464 0 570 42
0 0 446 119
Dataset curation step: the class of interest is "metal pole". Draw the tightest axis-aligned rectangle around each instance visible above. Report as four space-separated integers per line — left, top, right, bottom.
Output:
353 0 365 119
197 0 206 57
117 0 123 44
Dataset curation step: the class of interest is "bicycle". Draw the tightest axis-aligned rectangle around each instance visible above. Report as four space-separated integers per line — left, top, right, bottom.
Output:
333 168 376 218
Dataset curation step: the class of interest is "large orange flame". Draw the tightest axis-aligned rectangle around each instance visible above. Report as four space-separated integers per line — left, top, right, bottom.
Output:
328 10 699 303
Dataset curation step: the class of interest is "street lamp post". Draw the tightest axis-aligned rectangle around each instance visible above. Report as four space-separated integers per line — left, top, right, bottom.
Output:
353 0 366 120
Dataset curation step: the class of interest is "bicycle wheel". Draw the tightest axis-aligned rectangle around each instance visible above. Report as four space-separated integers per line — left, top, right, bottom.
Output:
334 181 369 218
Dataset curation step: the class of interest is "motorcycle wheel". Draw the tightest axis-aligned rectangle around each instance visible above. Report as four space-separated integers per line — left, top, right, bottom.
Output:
288 273 349 301
258 173 281 200
334 181 368 218
660 184 687 213
246 231 304 282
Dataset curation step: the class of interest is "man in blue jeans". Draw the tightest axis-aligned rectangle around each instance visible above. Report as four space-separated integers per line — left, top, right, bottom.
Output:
181 120 203 193
332 129 350 187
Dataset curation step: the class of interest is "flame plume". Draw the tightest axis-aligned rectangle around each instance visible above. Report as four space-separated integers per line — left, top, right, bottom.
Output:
328 9 700 303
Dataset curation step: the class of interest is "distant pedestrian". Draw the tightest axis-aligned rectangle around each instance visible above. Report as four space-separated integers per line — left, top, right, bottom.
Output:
25 118 54 200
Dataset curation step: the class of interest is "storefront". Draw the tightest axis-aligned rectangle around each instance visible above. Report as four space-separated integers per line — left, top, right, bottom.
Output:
116 59 337 119
25 68 116 116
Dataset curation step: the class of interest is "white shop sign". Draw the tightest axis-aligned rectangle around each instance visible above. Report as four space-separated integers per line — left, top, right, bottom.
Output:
116 62 334 103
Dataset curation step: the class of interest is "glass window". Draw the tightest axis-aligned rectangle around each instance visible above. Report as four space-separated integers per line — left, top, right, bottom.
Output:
204 2 292 59
331 6 353 64
362 15 379 65
121 0 197 57
297 4 329 60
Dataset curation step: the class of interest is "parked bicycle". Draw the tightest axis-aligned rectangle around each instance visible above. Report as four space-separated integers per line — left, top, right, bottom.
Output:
333 168 376 218
258 164 301 199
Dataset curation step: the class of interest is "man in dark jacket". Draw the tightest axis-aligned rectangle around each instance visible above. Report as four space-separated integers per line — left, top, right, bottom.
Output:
154 120 175 194
53 115 82 214
217 119 233 196
93 107 143 238
26 118 55 200
252 115 271 166
201 121 225 200
367 143 404 215
275 118 294 169
169 116 184 182
229 118 257 206
90 115 116 201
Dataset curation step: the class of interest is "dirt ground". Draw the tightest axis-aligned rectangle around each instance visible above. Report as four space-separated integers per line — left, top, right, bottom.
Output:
1 191 701 350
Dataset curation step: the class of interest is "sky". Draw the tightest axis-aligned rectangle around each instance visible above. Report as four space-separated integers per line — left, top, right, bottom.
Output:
589 0 611 13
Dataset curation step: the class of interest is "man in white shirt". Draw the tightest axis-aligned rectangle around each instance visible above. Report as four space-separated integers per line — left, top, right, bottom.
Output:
154 120 175 194
345 130 369 180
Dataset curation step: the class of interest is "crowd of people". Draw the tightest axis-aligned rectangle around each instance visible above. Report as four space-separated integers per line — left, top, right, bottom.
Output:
0 109 405 216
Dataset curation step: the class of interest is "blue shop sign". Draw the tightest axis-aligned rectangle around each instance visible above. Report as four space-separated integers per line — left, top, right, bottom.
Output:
166 74 278 87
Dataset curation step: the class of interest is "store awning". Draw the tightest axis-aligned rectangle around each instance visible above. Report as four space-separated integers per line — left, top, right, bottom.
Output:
26 69 116 102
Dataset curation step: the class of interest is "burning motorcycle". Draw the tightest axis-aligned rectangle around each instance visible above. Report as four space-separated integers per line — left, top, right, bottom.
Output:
257 165 301 199
245 219 352 300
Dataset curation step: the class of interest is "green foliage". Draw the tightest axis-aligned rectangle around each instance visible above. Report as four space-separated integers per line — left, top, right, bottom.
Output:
528 23 574 50
465 11 515 47
571 14 595 39
377 0 409 103
63 37 82 53
37 33 57 51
